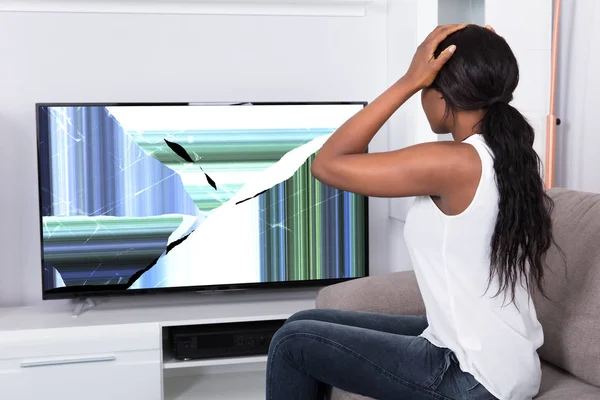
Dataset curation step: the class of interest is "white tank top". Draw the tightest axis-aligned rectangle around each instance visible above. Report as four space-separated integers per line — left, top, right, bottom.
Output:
404 134 544 400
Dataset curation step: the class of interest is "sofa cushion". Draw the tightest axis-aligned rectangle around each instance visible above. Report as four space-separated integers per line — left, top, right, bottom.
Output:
316 271 426 316
536 362 600 399
533 189 600 387
328 362 600 400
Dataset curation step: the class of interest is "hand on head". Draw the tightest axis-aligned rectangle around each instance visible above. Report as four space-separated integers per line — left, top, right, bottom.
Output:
404 23 501 90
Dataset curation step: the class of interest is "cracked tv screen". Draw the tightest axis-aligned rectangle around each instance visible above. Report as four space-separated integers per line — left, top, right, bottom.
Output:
38 103 367 298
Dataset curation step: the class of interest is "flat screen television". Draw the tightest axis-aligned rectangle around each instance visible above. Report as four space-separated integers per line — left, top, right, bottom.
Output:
37 102 368 299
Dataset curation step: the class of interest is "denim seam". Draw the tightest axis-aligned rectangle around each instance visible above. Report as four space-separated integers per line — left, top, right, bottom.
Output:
466 382 481 392
424 350 453 390
270 331 454 400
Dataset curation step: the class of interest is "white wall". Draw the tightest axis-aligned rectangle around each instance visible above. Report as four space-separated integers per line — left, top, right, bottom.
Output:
0 0 431 307
555 0 600 193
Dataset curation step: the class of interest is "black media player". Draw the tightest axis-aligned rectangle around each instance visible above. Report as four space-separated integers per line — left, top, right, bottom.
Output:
169 319 286 360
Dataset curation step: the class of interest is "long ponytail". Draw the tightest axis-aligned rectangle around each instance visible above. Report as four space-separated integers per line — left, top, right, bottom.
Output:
431 25 555 303
481 101 554 303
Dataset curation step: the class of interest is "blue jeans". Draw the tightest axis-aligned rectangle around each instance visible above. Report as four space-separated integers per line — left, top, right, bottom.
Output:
266 309 496 400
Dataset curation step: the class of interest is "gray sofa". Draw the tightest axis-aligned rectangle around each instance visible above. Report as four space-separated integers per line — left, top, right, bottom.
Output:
316 188 600 399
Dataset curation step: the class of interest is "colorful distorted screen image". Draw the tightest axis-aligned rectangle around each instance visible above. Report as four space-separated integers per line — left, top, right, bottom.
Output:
37 103 367 297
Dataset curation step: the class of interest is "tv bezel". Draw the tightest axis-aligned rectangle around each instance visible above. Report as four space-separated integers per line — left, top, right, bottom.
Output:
36 101 370 300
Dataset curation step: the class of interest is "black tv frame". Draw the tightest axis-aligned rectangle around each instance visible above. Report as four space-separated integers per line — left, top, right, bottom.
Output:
36 101 370 300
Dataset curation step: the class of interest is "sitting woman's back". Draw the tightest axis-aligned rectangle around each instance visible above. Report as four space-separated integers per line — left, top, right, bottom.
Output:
405 25 553 399
267 24 554 400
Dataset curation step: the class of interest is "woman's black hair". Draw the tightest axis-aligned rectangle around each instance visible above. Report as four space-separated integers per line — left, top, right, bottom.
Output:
431 25 554 303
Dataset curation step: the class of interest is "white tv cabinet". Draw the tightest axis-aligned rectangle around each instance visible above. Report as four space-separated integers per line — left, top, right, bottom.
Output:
0 294 316 400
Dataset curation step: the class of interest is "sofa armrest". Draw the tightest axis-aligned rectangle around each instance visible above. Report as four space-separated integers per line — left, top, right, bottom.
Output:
316 271 425 315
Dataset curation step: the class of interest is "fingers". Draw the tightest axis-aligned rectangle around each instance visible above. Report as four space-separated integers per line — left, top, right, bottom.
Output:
432 45 457 69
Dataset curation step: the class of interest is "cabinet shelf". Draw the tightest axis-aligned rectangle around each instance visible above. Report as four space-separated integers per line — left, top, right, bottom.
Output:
163 354 267 370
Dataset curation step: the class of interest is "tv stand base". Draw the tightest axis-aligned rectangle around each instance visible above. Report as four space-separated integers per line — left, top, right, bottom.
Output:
72 298 97 317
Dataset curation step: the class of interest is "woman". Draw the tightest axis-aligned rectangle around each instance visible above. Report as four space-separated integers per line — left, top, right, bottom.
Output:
266 24 553 400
